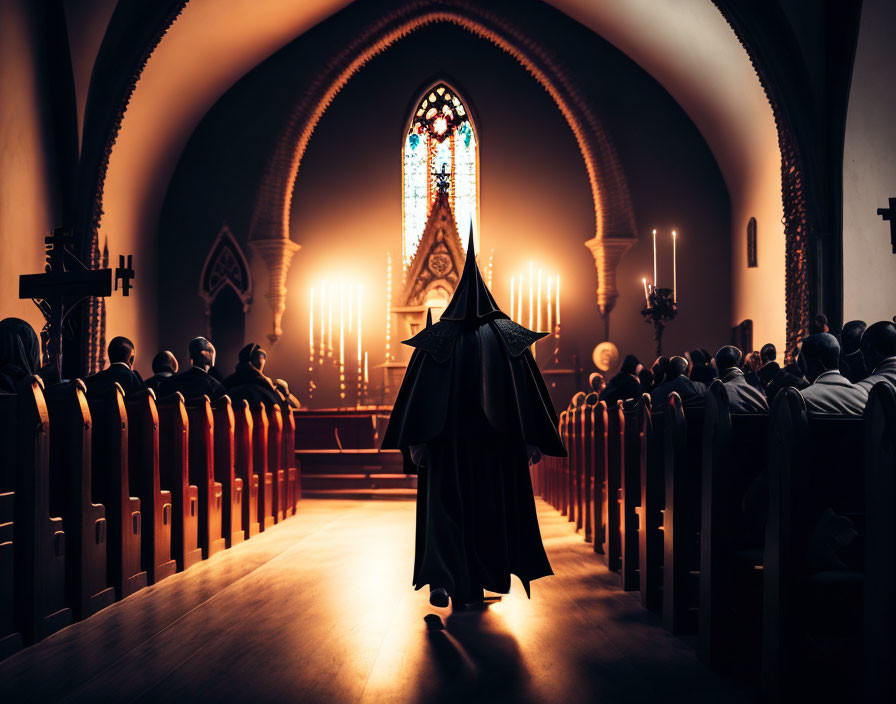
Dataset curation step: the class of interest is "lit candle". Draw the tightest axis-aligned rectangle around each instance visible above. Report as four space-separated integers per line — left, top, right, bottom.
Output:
518 276 524 322
672 230 677 303
537 269 543 332
510 277 515 323
339 282 345 365
357 284 362 364
652 229 657 287
363 351 369 385
528 261 534 329
328 284 334 354
642 277 650 307
319 281 326 353
556 274 560 327
547 277 553 331
348 284 353 333
309 287 315 357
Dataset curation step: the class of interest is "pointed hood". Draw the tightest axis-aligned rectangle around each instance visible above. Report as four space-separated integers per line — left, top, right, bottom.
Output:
440 226 504 322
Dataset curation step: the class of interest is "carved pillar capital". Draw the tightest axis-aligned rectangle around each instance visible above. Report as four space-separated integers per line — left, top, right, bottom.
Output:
584 234 637 319
249 238 300 344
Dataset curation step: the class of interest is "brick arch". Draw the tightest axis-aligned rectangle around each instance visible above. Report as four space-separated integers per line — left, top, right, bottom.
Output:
249 0 637 341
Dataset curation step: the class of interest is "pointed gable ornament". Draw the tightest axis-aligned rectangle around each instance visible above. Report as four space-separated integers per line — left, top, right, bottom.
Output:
199 224 253 314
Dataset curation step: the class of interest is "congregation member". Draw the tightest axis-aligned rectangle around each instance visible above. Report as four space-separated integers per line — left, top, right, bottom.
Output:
766 360 809 402
755 343 781 392
224 343 281 408
146 350 178 394
858 320 896 391
0 317 41 392
687 348 716 386
274 379 301 408
599 354 642 405
715 345 769 413
84 336 146 398
650 356 670 389
808 313 830 335
158 337 227 402
798 332 868 416
840 320 867 383
650 355 706 406
638 367 654 393
587 372 604 394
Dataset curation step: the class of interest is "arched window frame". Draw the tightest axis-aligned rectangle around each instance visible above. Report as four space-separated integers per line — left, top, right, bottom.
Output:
402 79 480 268
199 224 253 314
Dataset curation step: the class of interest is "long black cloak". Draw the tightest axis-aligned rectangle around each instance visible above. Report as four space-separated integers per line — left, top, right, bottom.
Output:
381 233 566 600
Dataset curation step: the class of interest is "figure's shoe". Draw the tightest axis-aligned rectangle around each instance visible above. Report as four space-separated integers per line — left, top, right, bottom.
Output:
429 588 450 608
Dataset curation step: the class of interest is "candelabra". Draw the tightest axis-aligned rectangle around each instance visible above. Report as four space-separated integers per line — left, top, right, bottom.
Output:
641 287 677 356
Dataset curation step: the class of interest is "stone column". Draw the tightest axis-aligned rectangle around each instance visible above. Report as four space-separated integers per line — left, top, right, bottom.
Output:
250 238 301 344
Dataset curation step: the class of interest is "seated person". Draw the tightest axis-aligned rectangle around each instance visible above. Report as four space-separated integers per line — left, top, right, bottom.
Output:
650 356 706 407
808 313 830 335
743 350 763 390
755 343 781 391
157 337 226 402
224 343 280 408
588 372 605 395
840 320 867 383
650 356 670 389
715 345 768 413
274 379 301 408
687 348 716 386
766 361 809 402
599 354 642 406
0 317 41 392
858 321 896 391
146 350 178 393
799 333 868 416
638 368 654 394
84 336 146 398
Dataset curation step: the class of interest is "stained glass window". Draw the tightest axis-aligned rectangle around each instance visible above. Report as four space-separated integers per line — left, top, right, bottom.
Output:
402 83 479 267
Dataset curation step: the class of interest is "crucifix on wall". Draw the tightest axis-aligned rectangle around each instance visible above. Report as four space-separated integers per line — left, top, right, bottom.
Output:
877 197 896 253
18 227 134 376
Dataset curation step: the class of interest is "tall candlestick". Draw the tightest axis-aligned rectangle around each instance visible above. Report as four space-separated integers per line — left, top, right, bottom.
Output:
328 284 334 355
357 284 362 364
642 277 650 307
672 230 677 303
547 277 553 331
528 261 534 329
339 282 345 365
556 274 560 327
510 277 515 324
363 351 369 385
309 287 315 356
652 228 657 286
348 284 353 333
536 269 542 331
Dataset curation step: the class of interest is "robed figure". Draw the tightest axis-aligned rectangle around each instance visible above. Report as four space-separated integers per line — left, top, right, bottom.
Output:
382 233 566 607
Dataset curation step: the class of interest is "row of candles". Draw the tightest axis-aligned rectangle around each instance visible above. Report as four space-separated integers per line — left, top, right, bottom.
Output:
308 281 368 402
642 228 678 307
509 263 560 332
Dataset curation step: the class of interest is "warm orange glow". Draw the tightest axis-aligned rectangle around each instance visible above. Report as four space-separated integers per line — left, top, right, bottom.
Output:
528 261 534 329
547 277 553 331
642 277 649 307
672 230 677 303
556 274 561 326
357 284 363 365
652 228 657 286
309 287 315 356
510 276 516 323
536 269 543 332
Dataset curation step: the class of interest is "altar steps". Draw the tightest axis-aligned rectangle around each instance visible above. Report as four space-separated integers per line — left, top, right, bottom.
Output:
296 449 416 499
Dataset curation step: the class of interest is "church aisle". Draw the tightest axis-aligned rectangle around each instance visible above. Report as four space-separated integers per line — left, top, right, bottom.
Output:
0 500 752 703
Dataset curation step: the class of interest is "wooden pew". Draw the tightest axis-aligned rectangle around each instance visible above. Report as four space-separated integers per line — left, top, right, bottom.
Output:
212 396 245 548
45 380 116 619
234 399 259 539
249 402 275 530
581 393 598 543
558 410 569 517
88 384 146 600
125 389 176 584
280 403 299 515
185 396 226 559
267 403 284 523
605 401 624 572
865 381 896 700
638 395 663 611
0 392 23 656
568 405 579 526
620 396 644 591
157 393 202 571
591 401 609 556
662 393 703 634
762 388 865 697
8 377 71 644
699 381 768 671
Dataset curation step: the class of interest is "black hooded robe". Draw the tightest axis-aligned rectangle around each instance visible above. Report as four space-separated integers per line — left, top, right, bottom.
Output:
382 233 565 602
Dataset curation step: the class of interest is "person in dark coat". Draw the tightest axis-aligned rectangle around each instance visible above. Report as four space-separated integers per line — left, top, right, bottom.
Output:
766 361 809 402
146 350 178 394
599 354 642 406
715 345 768 413
650 356 706 407
755 343 781 392
382 232 564 609
688 348 716 386
840 320 867 383
858 321 896 392
638 368 654 394
650 356 670 390
84 336 146 398
0 317 41 392
223 343 281 408
799 333 868 416
158 337 226 402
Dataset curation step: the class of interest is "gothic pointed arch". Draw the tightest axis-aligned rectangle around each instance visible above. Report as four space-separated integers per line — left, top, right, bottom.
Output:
199 224 253 314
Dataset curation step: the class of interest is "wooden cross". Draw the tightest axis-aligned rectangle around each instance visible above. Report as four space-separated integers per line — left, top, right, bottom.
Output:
877 197 896 253
432 162 451 194
115 255 134 296
19 227 129 374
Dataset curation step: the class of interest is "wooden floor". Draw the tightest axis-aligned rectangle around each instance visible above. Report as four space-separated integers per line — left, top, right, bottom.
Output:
0 500 753 703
